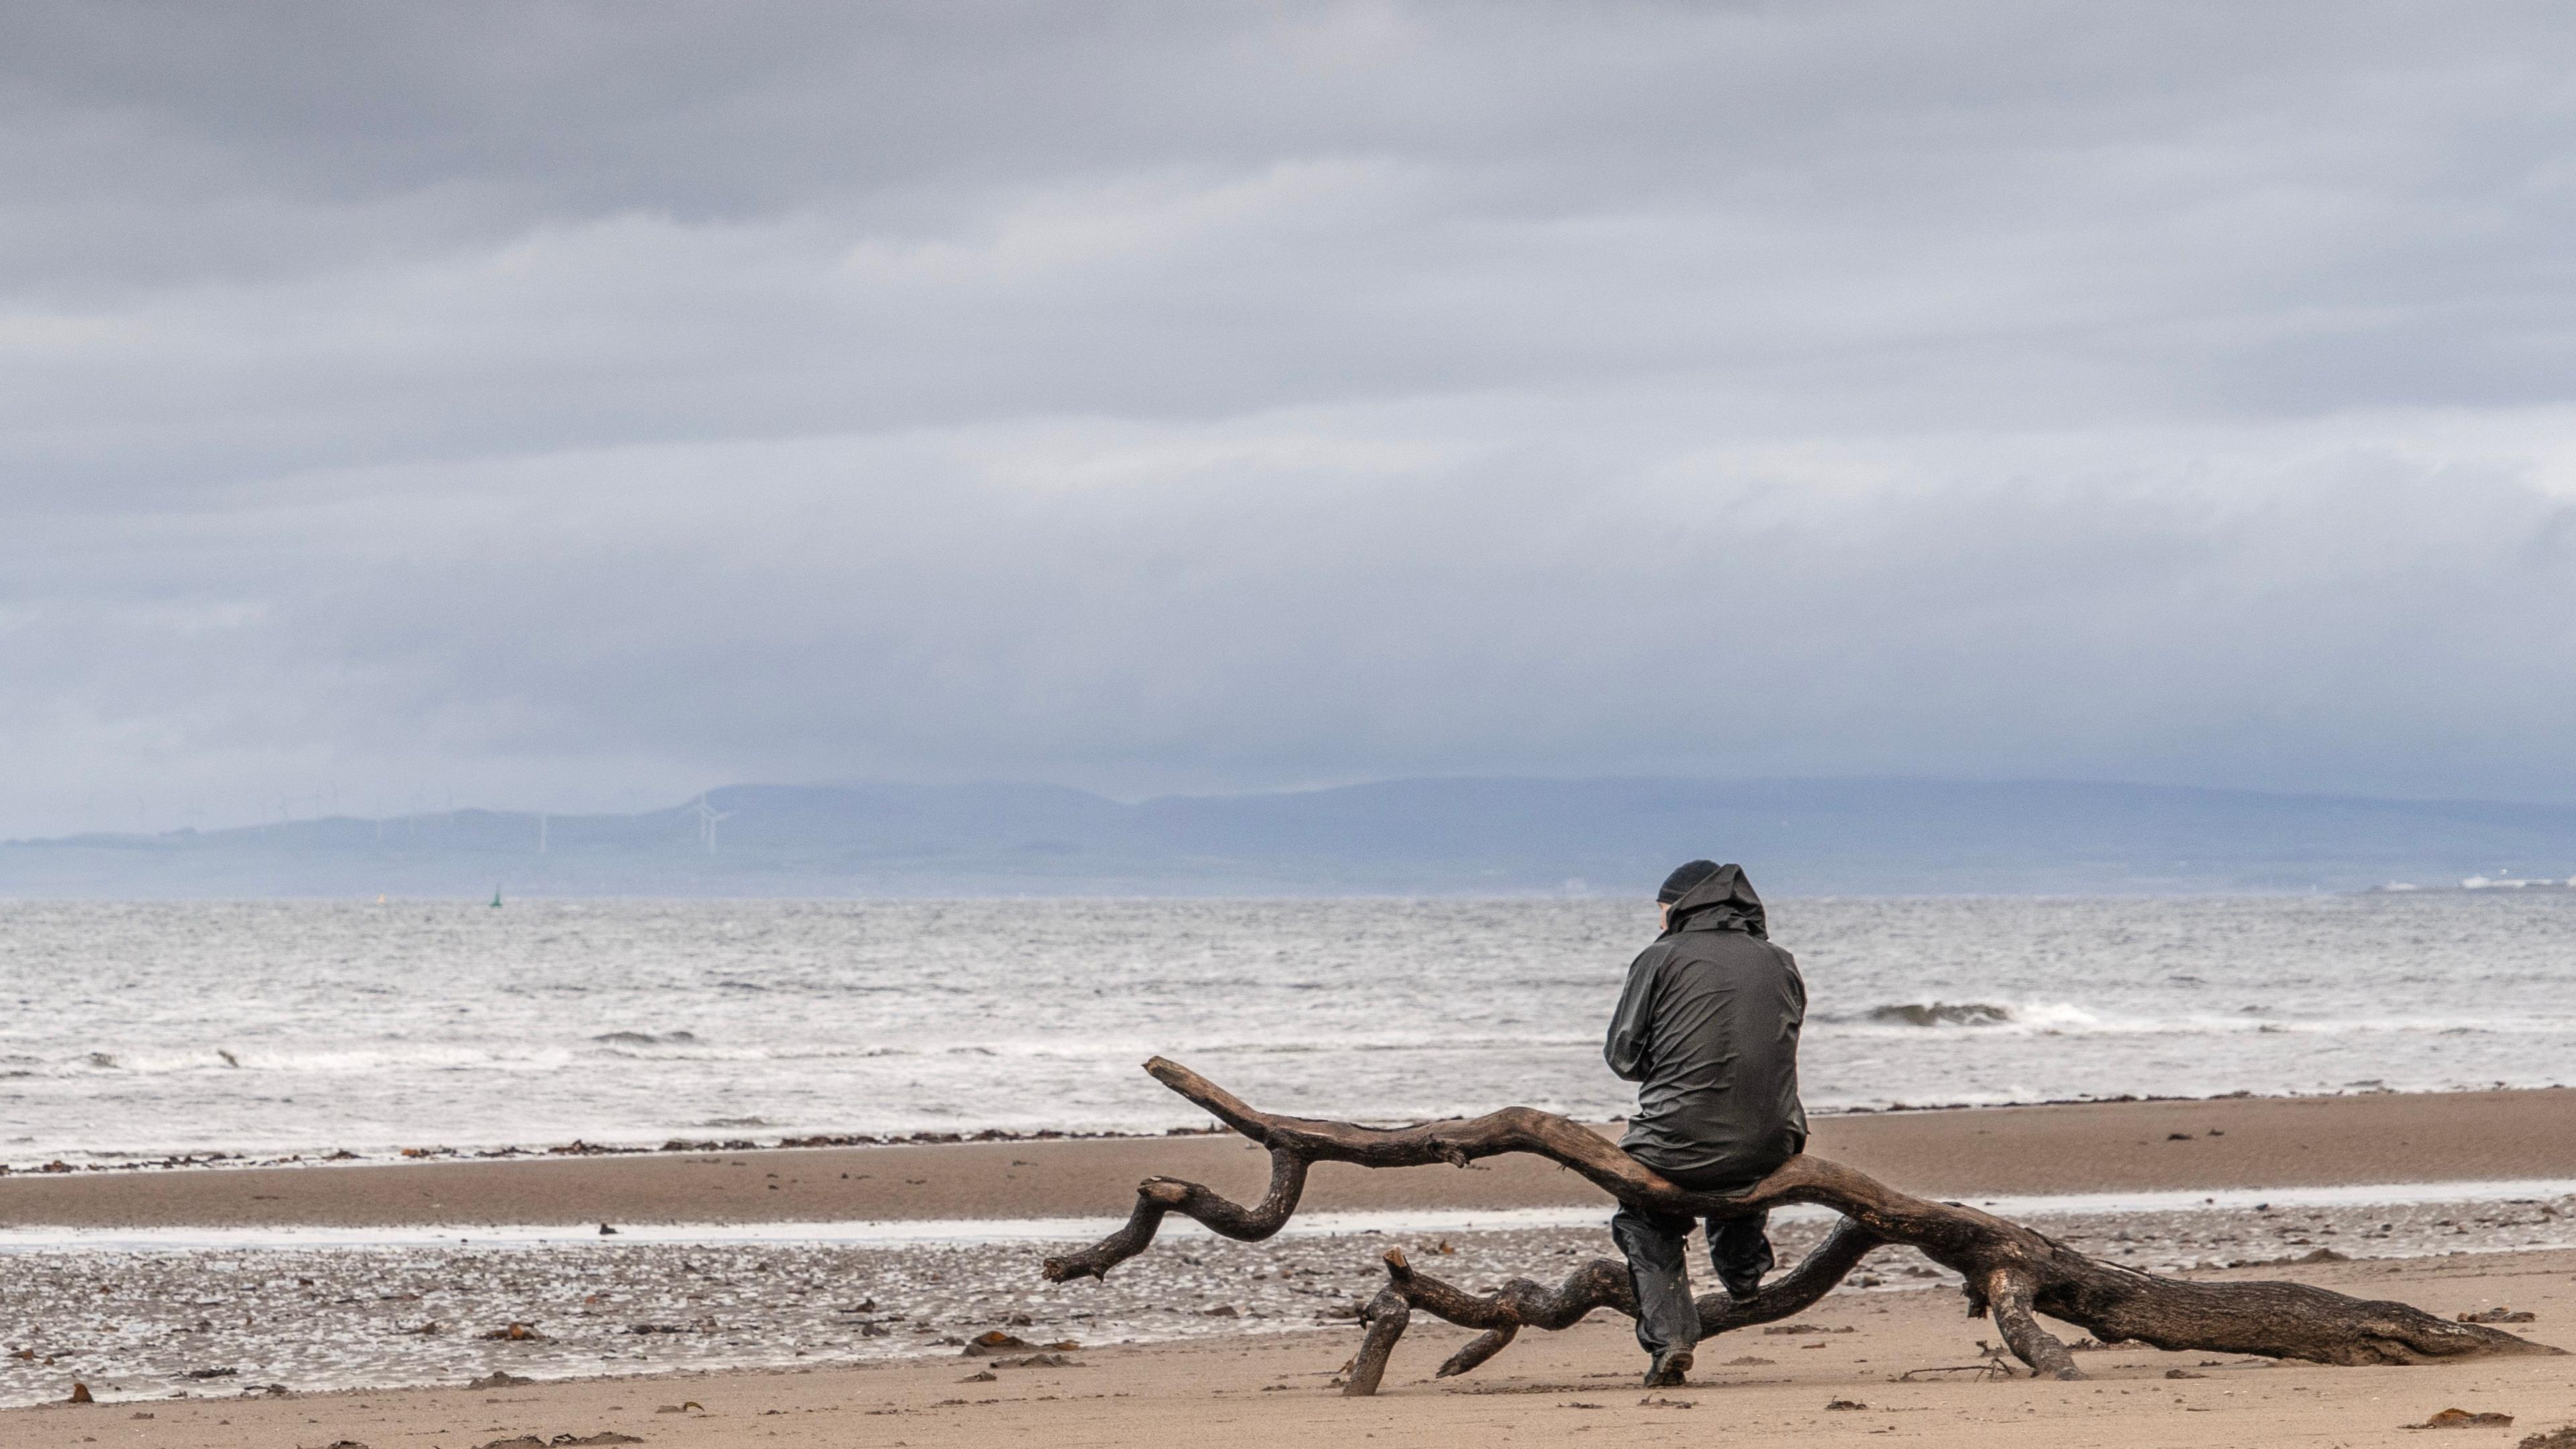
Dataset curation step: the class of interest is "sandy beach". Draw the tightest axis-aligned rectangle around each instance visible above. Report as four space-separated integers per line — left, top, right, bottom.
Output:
3 1087 2574 1445
7 1085 2572 1230
3 1248 2570 1448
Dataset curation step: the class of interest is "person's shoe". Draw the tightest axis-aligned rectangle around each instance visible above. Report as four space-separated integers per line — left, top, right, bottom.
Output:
1719 1269 1766 1302
1642 1348 1693 1388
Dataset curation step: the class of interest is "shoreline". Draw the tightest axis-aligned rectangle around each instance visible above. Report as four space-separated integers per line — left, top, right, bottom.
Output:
6 1085 2572 1230
7 1077 2567 1179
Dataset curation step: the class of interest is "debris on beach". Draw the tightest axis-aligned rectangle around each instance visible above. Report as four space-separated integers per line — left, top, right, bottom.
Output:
990 1352 1081 1368
2416 1408 2516 1429
482 1322 550 1341
468 1371 533 1389
958 1329 1078 1357
66 1381 92 1403
1825 1398 1869 1410
2517 1428 2576 1448
1896 1362 2012 1381
2457 1306 2537 1324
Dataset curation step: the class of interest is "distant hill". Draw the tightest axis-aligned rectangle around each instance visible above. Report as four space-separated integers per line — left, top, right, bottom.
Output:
4 777 2574 898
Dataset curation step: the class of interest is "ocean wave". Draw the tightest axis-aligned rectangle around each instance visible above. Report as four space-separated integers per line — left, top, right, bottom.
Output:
23 1044 579 1078
570 1034 1602 1065
1860 1002 2017 1028
588 1030 702 1047
1825 1000 2114 1032
1813 1003 2567 1039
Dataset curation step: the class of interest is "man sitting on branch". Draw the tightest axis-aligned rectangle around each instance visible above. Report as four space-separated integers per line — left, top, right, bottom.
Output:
1604 859 1809 1388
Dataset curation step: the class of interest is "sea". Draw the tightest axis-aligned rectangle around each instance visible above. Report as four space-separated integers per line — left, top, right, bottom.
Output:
5 892 2573 1168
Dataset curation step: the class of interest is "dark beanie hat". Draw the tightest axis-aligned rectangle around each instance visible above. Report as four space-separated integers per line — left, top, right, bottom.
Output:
1658 859 1721 904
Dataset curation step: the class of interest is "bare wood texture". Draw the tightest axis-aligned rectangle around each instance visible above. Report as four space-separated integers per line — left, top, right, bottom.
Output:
1368 1216 1888 1381
1342 1283 1409 1397
1040 1058 2558 1391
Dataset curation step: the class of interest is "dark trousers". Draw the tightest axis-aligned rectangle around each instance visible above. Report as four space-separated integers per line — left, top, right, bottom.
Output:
1611 1167 1781 1358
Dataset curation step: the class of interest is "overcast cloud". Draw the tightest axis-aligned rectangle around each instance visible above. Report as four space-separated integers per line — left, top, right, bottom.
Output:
5 1 2575 835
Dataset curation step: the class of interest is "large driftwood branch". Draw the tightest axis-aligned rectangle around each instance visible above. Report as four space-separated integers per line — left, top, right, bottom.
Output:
1041 1058 2558 1392
1357 1215 1889 1387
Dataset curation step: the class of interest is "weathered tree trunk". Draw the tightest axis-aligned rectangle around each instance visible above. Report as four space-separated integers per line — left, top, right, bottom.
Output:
1041 1058 2559 1393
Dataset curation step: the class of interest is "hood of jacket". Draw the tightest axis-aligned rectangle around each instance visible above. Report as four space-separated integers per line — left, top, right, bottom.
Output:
1662 861 1767 940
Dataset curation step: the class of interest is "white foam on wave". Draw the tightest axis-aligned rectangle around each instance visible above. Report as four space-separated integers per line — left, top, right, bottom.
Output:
1818 1000 2573 1039
20 1044 581 1078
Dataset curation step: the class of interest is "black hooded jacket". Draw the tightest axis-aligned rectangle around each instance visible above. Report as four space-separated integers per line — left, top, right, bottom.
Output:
1603 864 1808 1184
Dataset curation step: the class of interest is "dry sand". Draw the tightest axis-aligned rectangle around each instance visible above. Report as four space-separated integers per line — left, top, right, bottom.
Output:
6 1086 2573 1230
5 1248 2570 1449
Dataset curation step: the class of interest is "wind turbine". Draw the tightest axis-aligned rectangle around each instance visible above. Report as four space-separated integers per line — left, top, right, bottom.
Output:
693 794 733 856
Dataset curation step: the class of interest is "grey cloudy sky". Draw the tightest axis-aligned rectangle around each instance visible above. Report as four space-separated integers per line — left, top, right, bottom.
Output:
5 1 2575 835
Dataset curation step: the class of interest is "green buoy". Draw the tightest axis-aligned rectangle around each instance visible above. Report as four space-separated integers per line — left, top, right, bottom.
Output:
490 885 503 908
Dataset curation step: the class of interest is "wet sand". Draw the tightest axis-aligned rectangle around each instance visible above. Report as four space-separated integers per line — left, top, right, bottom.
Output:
3 1085 2572 1229
3 1181 2567 1407
5 1248 2570 1449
